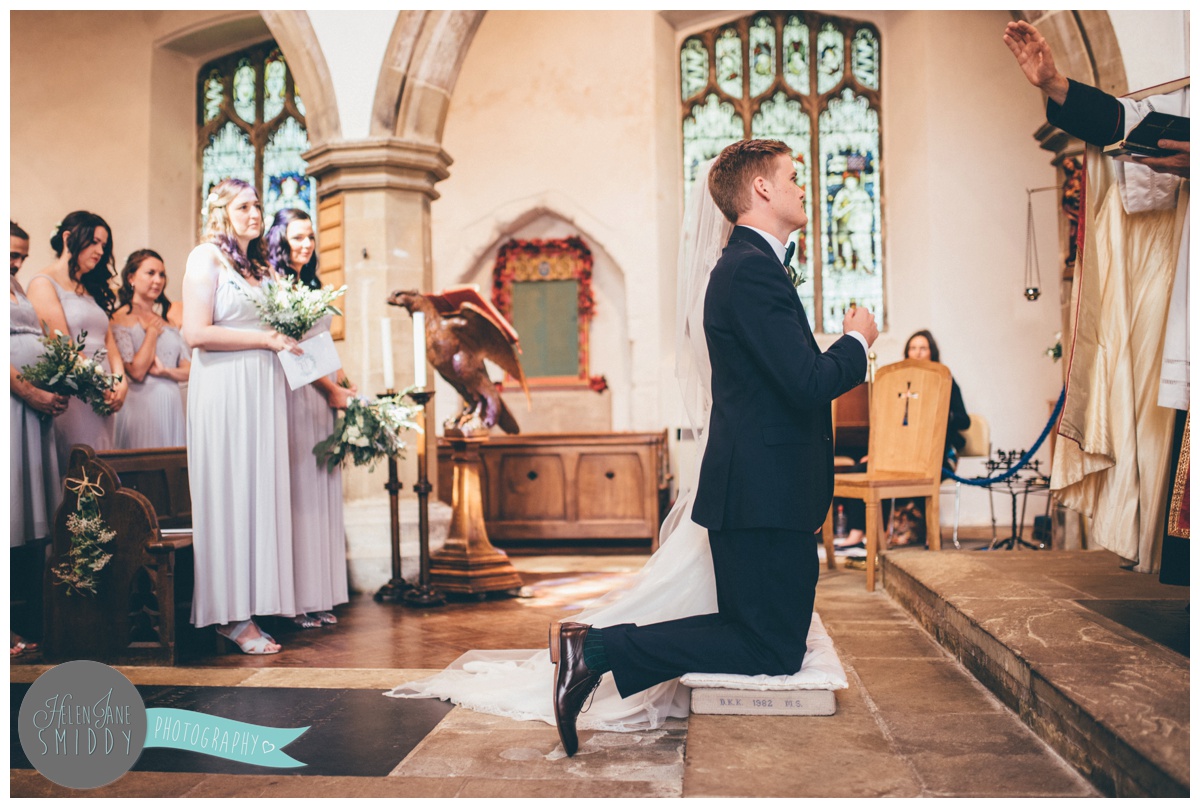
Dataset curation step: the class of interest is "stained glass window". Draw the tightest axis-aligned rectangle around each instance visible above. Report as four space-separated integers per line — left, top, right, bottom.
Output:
679 12 883 333
197 42 314 232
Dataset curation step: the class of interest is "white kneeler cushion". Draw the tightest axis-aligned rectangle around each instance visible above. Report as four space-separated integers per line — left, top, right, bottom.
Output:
681 613 848 715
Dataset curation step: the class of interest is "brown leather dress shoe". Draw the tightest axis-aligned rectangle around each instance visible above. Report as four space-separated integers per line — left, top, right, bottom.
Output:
550 621 603 757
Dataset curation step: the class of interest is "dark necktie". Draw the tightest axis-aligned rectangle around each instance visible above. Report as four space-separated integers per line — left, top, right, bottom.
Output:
783 242 801 287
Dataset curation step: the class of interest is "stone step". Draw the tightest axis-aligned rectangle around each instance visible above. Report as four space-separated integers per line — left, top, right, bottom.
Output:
882 550 1189 798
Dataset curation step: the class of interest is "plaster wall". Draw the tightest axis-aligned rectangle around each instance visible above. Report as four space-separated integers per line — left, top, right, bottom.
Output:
11 12 157 289
307 10 398 141
11 10 275 301
430 11 671 434
879 11 1064 526
1109 10 1190 92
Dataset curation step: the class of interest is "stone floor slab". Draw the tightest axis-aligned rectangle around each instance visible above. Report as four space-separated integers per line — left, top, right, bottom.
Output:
684 703 921 798
822 624 948 659
846 657 1007 715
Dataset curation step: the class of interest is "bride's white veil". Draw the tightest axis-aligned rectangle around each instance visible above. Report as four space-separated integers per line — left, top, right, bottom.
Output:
386 161 734 731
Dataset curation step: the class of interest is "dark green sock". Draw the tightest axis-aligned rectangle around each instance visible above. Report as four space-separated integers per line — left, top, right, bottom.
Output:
582 628 610 673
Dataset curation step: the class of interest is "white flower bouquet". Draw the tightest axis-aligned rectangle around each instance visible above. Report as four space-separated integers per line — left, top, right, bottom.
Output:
19 329 124 415
314 389 422 471
246 274 347 340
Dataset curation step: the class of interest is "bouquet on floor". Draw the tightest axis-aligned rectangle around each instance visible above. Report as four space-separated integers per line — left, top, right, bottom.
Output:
19 329 124 416
52 471 116 597
314 388 422 471
244 275 347 340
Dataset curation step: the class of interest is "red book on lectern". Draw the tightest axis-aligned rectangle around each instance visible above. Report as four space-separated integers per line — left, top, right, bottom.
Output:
425 284 520 345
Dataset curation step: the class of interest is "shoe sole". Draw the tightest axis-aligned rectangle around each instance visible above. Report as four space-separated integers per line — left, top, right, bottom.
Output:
549 624 567 752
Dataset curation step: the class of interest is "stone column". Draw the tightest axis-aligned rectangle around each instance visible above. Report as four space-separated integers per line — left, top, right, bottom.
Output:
303 137 454 593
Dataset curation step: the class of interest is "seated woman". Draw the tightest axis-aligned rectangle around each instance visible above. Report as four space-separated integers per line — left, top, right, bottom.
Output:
836 329 970 549
111 249 190 448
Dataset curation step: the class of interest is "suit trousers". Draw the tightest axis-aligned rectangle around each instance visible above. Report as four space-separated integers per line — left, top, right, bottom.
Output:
600 527 819 699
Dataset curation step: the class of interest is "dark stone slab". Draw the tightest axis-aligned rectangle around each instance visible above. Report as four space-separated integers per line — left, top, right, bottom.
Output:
1076 599 1189 657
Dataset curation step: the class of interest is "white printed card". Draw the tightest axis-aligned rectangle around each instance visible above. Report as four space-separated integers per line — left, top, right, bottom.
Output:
277 330 342 390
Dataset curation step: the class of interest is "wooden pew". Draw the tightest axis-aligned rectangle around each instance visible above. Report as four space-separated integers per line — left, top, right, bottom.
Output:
43 445 200 666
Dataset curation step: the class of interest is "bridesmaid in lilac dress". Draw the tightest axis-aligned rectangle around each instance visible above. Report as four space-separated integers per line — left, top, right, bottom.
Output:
10 221 66 656
25 211 127 472
265 209 354 630
183 179 303 655
111 250 189 448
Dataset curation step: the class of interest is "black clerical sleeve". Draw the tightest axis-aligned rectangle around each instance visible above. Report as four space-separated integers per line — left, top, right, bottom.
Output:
1046 78 1125 147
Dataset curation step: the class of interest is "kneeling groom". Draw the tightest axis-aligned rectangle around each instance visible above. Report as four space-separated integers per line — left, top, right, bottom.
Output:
551 138 877 756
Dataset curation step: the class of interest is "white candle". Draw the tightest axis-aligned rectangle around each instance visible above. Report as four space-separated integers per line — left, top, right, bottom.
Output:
381 317 395 391
359 281 371 390
413 311 427 389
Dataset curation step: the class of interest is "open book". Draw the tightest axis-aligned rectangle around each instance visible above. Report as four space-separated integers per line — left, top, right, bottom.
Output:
425 284 520 345
1103 110 1190 161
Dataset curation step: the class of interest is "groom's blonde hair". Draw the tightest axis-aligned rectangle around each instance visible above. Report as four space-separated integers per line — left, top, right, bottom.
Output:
707 139 793 224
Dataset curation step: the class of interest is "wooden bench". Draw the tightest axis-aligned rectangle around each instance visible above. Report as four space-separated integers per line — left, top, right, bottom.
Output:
43 444 200 666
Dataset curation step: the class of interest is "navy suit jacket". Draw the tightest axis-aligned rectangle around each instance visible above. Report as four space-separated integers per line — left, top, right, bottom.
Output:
692 226 867 533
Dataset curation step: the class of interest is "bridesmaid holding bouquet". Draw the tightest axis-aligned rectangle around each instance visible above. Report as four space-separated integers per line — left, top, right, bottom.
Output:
25 211 127 470
265 208 353 630
182 179 302 655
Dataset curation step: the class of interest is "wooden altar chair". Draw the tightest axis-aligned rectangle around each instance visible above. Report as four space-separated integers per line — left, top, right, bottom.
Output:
823 384 870 569
821 359 952 591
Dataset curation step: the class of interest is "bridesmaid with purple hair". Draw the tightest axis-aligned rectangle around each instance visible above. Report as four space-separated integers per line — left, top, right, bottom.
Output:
265 208 353 630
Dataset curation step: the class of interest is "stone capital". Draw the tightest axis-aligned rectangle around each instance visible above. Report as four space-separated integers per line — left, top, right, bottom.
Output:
1034 121 1084 162
302 138 453 200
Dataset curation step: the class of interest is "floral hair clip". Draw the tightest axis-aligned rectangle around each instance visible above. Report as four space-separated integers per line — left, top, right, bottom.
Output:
51 220 62 238
206 191 221 207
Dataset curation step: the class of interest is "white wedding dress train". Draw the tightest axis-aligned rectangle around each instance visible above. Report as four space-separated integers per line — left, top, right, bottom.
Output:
385 490 715 730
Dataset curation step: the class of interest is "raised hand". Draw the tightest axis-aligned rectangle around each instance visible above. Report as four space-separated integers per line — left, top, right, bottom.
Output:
142 316 165 337
843 305 878 348
1003 21 1068 105
1135 139 1190 179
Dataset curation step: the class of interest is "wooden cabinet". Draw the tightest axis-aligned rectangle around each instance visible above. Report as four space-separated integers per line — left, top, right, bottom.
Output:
437 431 670 549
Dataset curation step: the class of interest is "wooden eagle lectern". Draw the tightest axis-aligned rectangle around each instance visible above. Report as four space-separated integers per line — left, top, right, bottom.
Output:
388 285 529 597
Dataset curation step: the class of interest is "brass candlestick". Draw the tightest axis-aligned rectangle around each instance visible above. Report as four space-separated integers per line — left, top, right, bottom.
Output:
375 388 412 603
403 389 445 607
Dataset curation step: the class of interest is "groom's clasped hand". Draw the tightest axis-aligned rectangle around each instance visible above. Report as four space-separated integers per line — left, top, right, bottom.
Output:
843 304 879 347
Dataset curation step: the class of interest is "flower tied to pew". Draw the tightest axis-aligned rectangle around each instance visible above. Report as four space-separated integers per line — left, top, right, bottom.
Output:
53 469 116 597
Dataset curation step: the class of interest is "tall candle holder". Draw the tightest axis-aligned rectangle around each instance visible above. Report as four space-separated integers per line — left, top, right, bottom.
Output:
374 388 412 603
403 388 445 607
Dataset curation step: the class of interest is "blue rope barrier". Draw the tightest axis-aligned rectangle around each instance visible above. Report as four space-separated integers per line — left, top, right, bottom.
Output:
942 387 1066 487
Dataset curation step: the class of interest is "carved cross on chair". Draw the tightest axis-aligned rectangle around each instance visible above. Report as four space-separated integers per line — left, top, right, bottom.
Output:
898 382 919 426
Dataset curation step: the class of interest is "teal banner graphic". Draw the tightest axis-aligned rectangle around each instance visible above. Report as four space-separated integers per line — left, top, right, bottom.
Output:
144 708 308 768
